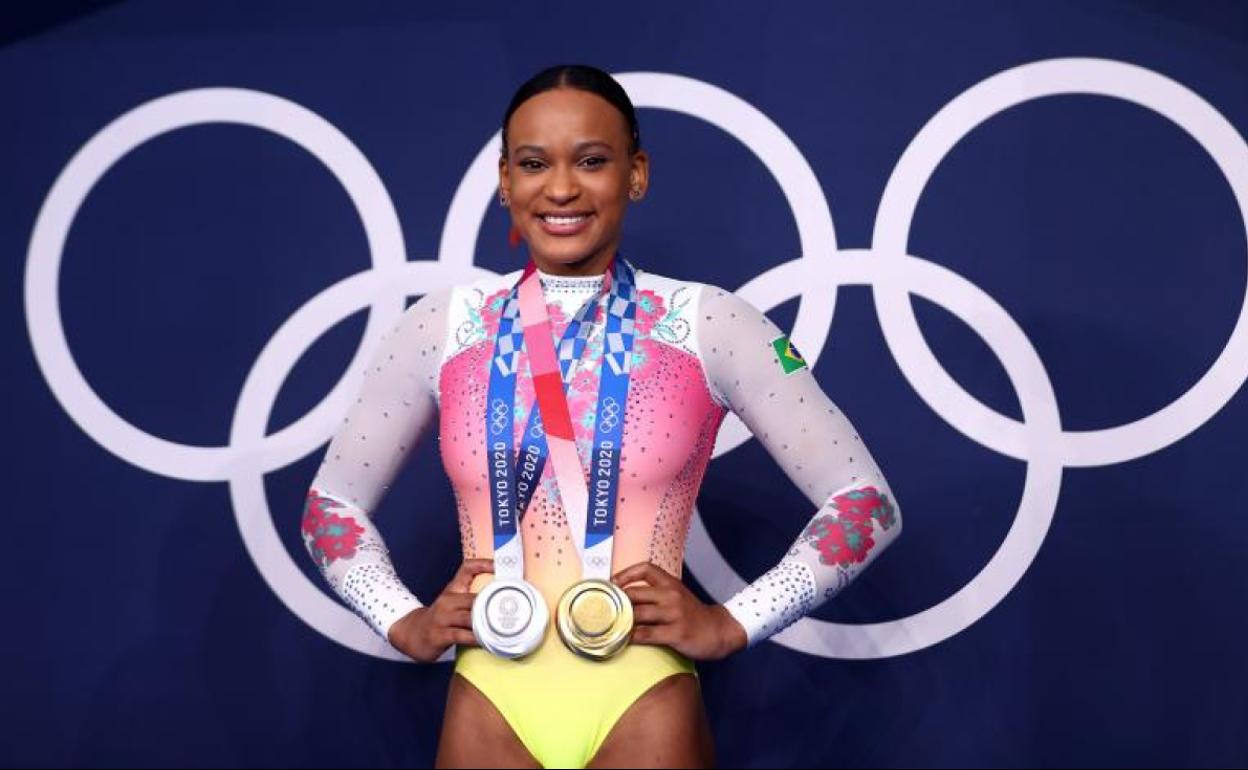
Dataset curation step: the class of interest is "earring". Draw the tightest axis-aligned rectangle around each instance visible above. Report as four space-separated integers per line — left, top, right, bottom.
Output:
629 188 643 201
499 192 509 207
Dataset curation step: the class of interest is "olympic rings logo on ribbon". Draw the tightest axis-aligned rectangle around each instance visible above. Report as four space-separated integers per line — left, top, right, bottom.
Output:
23 60 1248 663
598 396 623 434
489 398 510 436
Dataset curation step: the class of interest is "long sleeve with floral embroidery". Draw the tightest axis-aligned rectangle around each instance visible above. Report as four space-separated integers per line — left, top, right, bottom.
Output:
301 290 450 642
693 286 903 646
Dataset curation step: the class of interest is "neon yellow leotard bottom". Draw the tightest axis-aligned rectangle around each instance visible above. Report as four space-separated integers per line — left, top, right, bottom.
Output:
454 631 696 768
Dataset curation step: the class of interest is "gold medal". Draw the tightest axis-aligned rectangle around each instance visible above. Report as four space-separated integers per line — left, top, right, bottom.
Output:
556 578 633 660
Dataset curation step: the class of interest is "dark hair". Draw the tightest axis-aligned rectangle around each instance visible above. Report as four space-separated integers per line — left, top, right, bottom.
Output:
501 64 641 157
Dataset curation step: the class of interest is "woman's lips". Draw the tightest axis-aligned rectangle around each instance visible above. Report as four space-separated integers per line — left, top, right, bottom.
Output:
536 212 593 237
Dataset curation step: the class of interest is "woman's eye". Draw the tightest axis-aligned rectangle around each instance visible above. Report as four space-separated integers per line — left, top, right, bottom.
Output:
580 156 607 169
519 159 546 171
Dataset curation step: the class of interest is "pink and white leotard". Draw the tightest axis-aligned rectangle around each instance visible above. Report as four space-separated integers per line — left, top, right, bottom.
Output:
303 266 903 651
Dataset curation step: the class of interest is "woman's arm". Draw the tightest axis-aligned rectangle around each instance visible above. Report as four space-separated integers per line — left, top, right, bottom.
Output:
302 289 450 643
694 285 903 647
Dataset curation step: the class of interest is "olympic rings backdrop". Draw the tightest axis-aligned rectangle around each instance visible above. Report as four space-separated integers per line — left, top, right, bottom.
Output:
5 2 1248 766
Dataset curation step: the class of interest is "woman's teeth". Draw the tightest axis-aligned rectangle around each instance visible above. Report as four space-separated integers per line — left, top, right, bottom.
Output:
542 214 588 225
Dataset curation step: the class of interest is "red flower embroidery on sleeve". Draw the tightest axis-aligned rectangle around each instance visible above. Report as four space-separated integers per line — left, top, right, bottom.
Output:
804 486 896 566
302 490 367 568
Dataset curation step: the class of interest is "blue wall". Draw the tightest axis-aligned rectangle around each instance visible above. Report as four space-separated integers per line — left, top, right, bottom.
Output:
5 1 1248 766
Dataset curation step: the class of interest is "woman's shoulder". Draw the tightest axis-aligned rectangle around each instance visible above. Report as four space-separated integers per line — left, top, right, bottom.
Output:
632 266 706 296
445 269 523 303
626 269 699 350
425 269 525 361
631 268 747 308
410 269 522 331
632 269 763 334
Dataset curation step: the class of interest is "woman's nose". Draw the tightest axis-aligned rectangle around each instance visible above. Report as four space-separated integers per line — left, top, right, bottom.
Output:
543 163 579 203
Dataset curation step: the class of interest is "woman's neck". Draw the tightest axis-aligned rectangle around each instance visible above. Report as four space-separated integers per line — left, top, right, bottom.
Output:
530 245 616 277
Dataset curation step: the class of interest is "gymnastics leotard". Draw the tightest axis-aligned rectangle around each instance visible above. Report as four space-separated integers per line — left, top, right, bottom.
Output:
301 266 902 768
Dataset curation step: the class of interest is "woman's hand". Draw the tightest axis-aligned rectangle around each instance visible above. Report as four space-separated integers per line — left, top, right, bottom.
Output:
387 558 494 662
612 561 749 661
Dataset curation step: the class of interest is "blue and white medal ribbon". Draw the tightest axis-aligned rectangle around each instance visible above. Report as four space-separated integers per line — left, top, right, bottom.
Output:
580 264 637 580
473 261 617 659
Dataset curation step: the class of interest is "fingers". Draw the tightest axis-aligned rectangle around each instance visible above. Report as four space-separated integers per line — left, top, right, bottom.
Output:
420 592 475 656
439 607 472 630
447 558 495 593
632 604 675 625
612 561 674 589
623 585 661 605
438 592 476 612
630 624 673 647
623 585 665 605
416 605 475 658
432 627 477 650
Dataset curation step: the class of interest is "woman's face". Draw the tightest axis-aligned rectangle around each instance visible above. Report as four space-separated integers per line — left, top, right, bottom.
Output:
499 87 648 275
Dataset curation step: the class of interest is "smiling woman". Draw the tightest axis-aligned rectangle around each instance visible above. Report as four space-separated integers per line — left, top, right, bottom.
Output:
498 67 647 276
302 64 902 769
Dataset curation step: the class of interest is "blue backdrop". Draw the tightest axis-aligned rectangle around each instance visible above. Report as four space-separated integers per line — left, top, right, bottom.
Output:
5 1 1248 766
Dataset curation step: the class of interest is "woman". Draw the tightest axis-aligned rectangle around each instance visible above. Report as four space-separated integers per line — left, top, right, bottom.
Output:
301 64 902 768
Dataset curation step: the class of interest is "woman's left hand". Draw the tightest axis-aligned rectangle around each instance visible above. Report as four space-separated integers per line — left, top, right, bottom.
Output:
612 561 749 661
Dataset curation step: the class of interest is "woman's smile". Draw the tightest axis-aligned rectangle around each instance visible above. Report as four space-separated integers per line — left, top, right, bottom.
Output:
535 210 595 236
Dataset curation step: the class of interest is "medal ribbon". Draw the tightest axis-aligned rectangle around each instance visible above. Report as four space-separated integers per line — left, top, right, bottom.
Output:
518 259 637 580
485 261 623 579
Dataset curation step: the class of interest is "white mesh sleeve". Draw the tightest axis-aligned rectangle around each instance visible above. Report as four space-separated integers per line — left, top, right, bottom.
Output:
694 285 903 647
302 289 450 643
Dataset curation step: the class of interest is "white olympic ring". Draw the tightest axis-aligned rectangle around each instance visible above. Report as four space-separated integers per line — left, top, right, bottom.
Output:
23 60 1248 662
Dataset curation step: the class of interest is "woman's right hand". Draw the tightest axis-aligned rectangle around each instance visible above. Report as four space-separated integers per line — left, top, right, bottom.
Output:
386 558 494 662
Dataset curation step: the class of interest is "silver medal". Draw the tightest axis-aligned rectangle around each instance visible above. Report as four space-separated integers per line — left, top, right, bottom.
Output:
471 577 548 659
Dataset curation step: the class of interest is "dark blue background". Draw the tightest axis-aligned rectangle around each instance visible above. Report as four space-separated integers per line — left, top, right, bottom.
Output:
5 1 1247 766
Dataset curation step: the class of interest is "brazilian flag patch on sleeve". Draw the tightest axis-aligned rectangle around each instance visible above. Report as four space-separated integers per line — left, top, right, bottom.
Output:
771 335 808 375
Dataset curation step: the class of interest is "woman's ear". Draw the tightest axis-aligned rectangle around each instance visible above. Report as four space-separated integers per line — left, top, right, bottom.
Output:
629 149 650 200
498 153 511 204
